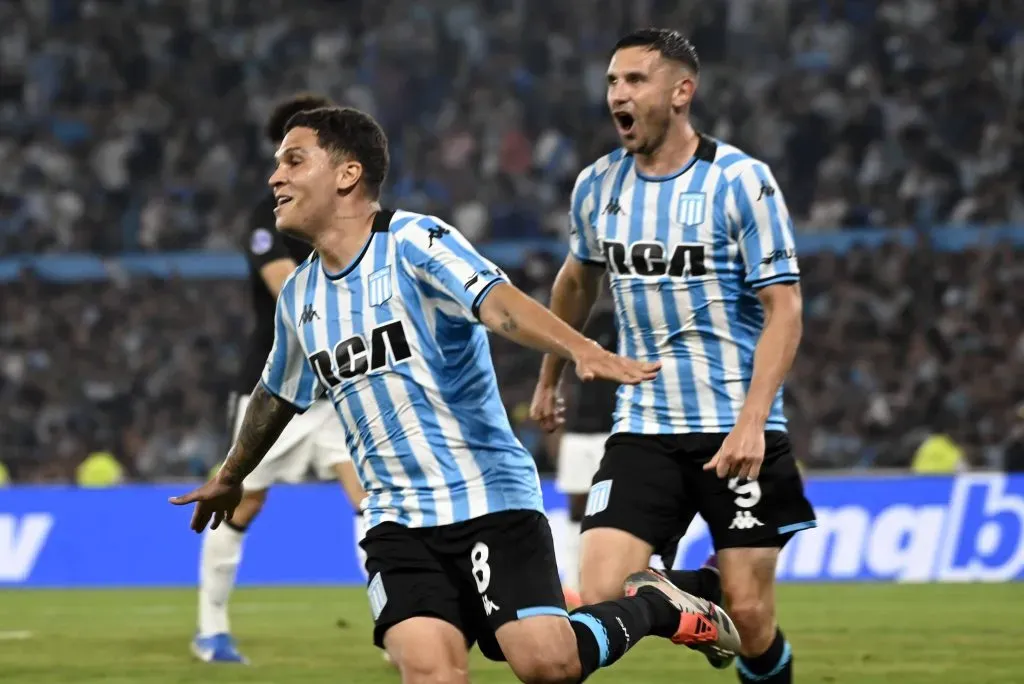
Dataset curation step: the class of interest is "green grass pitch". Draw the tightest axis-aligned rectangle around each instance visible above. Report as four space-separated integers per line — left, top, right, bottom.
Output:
0 583 1022 682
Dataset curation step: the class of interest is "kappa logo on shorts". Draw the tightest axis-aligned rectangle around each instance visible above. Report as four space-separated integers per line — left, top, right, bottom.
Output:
367 572 388 621
729 511 764 530
585 480 612 517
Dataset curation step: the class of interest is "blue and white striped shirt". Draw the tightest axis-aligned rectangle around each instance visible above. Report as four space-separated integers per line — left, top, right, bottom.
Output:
261 210 543 530
569 136 799 435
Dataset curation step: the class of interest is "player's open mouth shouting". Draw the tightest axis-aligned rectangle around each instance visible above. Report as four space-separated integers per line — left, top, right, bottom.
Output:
612 110 636 139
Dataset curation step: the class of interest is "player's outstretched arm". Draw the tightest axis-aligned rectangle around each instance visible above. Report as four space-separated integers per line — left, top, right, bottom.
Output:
478 281 659 386
169 383 296 532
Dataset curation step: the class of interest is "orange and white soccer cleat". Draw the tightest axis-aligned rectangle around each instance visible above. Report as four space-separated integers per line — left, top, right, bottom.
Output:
624 567 740 669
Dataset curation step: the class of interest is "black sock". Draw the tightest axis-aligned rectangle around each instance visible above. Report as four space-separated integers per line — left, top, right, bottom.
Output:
569 592 679 680
737 628 792 684
661 568 722 605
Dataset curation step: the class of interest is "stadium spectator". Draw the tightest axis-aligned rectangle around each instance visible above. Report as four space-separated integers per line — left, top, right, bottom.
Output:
1 0 1021 255
2 0 1023 481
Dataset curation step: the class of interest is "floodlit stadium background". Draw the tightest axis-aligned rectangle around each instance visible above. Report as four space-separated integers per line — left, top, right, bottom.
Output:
1 1 1023 682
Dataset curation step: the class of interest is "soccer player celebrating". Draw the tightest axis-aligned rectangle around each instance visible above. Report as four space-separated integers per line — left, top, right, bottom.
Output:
531 28 817 683
191 94 367 664
171 105 741 683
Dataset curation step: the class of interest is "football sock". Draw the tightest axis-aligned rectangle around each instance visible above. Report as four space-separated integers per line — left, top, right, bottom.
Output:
661 568 723 606
562 518 581 592
569 589 679 680
197 520 246 636
737 628 792 684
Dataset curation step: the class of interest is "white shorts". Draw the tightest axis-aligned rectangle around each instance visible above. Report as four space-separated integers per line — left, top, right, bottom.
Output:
556 433 608 495
229 393 352 492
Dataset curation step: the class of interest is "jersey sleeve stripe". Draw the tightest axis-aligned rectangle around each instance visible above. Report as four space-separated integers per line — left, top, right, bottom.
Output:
470 278 503 319
748 273 800 289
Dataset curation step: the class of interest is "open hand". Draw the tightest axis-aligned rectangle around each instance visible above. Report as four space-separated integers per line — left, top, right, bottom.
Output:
573 341 661 385
169 474 243 533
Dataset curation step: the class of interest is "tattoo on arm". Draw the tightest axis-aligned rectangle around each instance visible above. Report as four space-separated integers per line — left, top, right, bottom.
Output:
218 384 296 485
499 307 518 335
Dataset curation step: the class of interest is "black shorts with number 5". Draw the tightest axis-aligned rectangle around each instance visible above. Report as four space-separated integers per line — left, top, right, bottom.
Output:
360 509 567 661
580 432 817 551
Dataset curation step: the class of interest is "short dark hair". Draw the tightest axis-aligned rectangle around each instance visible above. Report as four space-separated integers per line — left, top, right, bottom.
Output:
265 93 334 143
613 28 700 74
284 107 390 198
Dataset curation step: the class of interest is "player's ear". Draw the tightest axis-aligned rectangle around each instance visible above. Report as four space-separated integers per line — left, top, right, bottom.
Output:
672 70 698 111
335 159 363 194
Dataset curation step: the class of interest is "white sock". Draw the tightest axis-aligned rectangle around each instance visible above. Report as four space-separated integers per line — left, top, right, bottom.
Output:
562 519 581 592
198 523 245 636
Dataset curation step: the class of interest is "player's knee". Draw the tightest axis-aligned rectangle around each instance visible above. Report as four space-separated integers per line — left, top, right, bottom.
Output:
398 662 468 684
723 593 772 642
509 648 581 684
391 649 468 684
501 616 582 684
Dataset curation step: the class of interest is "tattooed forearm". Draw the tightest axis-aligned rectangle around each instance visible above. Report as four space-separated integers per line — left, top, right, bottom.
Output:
480 282 590 360
218 384 296 485
499 307 519 334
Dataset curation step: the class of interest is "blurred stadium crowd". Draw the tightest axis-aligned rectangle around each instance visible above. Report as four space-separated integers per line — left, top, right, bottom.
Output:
1 0 1023 482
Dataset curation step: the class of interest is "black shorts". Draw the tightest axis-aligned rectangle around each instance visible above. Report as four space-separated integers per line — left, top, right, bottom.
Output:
580 432 817 552
360 509 567 661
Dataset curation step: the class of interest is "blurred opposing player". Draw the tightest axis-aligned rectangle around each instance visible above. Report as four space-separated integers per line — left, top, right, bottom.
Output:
192 94 367 664
555 298 616 602
556 299 718 606
171 106 741 683
531 28 816 683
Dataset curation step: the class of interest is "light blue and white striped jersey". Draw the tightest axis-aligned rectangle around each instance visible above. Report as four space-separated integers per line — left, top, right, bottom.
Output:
261 209 543 530
569 136 799 435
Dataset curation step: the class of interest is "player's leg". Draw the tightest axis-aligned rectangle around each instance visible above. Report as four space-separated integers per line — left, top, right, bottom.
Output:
578 433 701 604
554 433 605 606
383 618 469 684
193 396 318 663
362 522 472 684
463 510 731 683
695 431 817 684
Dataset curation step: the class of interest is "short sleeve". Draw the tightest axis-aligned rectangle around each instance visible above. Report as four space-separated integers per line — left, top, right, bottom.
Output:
260 285 323 412
568 166 604 265
729 161 800 289
399 219 509 322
